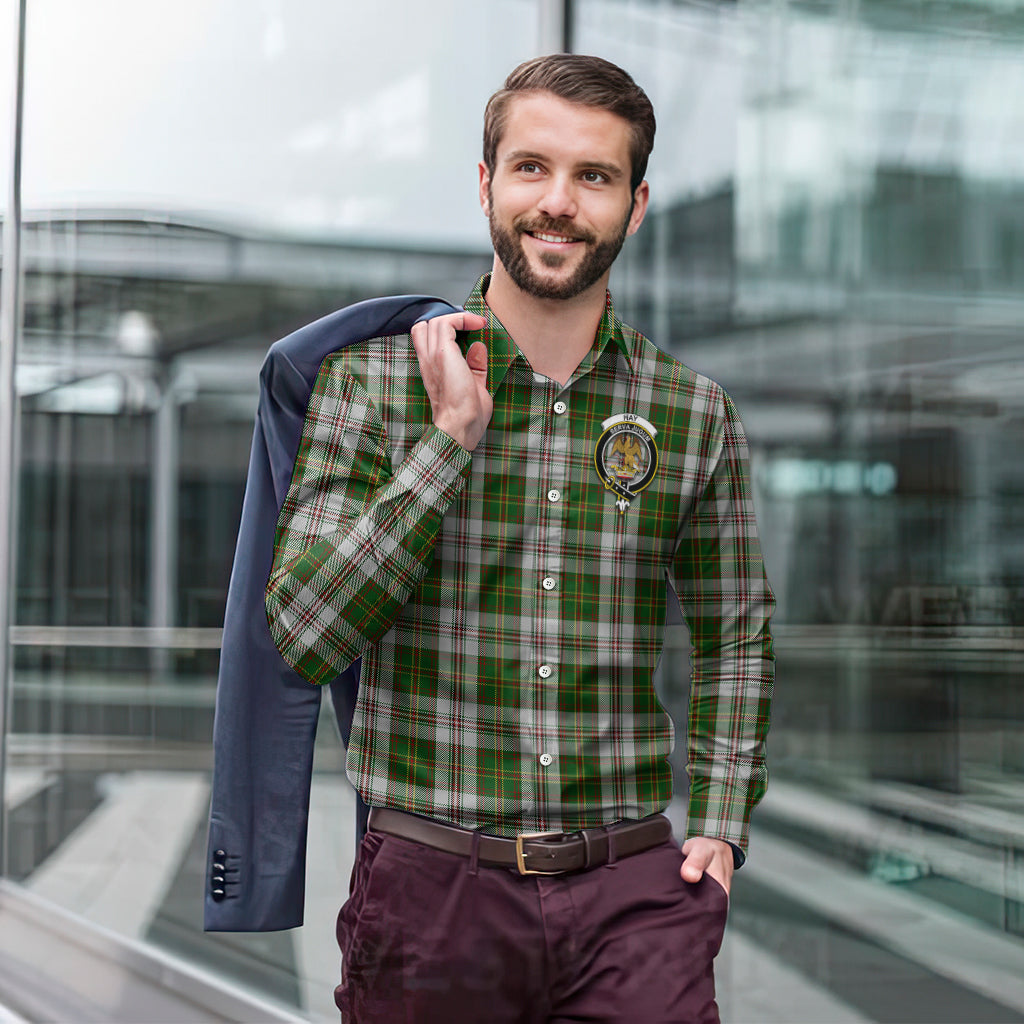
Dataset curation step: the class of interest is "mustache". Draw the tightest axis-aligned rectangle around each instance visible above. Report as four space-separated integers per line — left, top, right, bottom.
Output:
513 216 595 244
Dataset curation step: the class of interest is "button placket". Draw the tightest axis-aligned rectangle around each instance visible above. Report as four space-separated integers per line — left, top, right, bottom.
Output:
533 384 571 804
522 377 557 811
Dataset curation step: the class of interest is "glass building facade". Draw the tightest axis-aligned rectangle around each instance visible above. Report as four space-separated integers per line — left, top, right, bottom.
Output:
1 1 1023 1020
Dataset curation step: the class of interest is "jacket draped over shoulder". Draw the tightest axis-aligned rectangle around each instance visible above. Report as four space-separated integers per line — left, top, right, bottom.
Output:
204 295 458 932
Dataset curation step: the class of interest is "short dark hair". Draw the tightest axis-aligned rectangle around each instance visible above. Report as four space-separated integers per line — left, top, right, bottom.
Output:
483 54 656 193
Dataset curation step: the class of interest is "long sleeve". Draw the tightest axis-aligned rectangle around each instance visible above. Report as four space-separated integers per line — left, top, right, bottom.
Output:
671 387 775 855
265 358 471 685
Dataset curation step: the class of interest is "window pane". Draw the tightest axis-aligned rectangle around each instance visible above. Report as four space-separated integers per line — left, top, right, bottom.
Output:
10 2 538 1019
575 1 1024 1020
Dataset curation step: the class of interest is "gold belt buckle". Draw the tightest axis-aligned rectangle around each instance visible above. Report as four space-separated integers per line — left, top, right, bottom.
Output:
515 830 565 875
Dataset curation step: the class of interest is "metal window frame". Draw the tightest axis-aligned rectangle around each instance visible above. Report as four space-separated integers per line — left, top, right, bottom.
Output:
0 0 27 881
0 1 585 1018
538 0 574 52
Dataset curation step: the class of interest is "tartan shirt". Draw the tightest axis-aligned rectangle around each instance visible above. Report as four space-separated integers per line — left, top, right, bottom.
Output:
265 275 775 854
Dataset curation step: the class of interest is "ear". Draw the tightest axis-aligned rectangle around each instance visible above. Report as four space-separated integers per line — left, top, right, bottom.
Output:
478 161 492 216
625 180 650 237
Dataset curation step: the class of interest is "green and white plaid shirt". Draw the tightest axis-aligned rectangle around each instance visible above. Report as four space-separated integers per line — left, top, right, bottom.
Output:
266 275 774 853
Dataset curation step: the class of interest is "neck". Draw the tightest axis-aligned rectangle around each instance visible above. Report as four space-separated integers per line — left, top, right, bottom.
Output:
484 259 609 386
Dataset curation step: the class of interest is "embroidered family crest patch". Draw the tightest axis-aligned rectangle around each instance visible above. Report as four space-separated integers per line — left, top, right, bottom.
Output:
594 413 659 514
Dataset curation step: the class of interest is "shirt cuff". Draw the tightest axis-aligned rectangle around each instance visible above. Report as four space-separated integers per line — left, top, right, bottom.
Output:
411 424 473 495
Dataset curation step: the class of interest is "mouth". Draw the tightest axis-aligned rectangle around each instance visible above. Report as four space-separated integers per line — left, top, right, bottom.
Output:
523 228 591 253
528 231 580 244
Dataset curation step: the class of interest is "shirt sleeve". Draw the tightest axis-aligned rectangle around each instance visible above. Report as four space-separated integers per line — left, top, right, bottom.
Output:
265 357 472 685
671 385 775 857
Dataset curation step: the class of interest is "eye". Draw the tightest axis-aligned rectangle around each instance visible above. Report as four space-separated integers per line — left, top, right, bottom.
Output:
517 162 542 175
582 170 608 184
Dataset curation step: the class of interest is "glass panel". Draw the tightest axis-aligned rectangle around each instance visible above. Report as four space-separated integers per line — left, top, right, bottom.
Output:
0 1 12 215
0 0 19 896
11 2 538 1019
575 1 1024 1021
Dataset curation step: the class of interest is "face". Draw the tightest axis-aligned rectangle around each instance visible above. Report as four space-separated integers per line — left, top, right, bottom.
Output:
480 92 649 301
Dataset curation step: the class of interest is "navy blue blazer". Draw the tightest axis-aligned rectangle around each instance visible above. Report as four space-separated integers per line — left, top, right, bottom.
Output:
204 295 459 932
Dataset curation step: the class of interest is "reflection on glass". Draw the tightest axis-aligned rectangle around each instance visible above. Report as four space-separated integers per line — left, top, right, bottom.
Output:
578 0 1024 1021
0 0 12 215
8 1 536 1019
6 0 1024 1020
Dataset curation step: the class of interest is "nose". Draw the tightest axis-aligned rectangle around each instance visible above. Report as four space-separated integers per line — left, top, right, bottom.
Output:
536 174 578 220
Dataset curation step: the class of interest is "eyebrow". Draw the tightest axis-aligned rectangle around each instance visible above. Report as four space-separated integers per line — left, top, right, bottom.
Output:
502 150 626 181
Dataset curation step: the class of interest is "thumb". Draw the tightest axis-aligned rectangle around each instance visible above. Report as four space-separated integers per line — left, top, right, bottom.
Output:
466 340 488 377
680 857 706 883
680 842 710 883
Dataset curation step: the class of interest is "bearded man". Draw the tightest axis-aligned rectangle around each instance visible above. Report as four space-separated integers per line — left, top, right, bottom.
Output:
264 53 775 1023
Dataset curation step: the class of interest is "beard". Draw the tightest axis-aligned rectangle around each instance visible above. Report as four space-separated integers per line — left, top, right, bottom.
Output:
488 188 631 301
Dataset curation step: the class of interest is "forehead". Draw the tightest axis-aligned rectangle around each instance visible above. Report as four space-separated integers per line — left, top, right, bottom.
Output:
497 91 632 169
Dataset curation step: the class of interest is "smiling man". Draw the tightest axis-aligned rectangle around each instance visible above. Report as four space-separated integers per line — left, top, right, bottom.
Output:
265 54 775 1023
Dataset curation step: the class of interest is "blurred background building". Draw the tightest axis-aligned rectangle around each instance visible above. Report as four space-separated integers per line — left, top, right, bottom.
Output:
1 0 1023 1021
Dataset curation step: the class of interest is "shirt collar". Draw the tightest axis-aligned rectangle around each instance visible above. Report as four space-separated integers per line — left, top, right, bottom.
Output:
461 274 634 394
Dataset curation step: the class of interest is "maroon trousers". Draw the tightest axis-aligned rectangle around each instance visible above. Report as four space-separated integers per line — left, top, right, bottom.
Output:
335 827 728 1023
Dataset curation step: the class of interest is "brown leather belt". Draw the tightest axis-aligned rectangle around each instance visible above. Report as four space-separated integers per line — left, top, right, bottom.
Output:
368 807 673 875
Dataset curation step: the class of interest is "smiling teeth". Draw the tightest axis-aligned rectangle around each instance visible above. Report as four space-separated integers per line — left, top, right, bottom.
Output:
534 232 575 243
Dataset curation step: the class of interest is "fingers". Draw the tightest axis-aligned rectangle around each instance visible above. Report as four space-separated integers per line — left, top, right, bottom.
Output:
419 311 485 332
410 311 492 453
411 313 486 377
412 310 486 343
411 312 487 370
458 312 488 332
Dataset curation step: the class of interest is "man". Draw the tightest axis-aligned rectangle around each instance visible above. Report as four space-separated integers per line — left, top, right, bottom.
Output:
265 54 774 1023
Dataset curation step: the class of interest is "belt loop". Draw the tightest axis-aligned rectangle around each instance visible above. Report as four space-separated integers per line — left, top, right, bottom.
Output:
469 829 481 877
605 826 618 869
581 828 594 869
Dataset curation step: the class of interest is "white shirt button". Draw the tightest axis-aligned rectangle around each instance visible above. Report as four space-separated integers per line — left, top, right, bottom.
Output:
539 753 553 766
542 577 556 591
553 400 567 415
538 664 553 679
547 489 561 503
